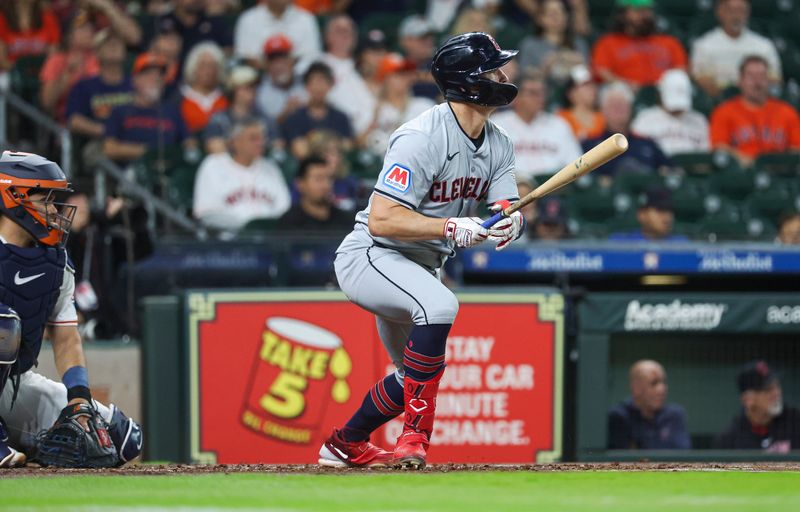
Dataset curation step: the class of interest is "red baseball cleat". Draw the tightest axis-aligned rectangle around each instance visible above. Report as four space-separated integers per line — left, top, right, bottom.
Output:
393 430 429 469
318 428 393 468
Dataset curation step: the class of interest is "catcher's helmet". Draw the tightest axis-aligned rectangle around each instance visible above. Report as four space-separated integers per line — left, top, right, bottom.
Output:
431 32 518 107
0 151 75 247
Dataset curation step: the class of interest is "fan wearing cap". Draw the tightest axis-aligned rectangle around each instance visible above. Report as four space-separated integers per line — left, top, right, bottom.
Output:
583 82 672 178
363 53 435 155
492 71 582 182
557 64 604 141
234 0 322 68
609 187 688 242
398 15 439 100
39 12 100 121
205 66 280 154
631 69 709 156
591 0 687 87
713 361 800 452
532 196 570 241
66 29 133 140
356 29 388 98
103 53 194 163
256 34 308 124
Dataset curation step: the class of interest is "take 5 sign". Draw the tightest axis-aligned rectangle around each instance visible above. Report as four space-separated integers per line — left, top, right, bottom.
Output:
186 291 564 464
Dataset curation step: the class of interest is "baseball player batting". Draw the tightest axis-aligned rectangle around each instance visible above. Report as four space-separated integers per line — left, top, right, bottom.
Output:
0 151 142 468
318 32 526 470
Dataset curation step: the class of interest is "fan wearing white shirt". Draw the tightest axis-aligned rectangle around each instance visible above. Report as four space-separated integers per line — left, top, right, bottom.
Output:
193 118 291 231
491 72 582 182
631 69 710 156
320 14 377 137
690 0 781 97
234 0 322 68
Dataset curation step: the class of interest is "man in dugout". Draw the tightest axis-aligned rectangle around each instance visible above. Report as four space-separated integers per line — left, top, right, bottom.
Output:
714 360 800 452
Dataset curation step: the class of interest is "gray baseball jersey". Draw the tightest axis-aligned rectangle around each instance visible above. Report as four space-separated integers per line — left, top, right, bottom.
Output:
340 102 519 269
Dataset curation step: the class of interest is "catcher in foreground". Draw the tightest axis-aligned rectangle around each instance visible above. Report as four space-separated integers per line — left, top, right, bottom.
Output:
0 151 142 468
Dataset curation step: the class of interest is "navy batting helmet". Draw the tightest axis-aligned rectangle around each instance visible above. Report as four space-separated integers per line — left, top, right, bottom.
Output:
431 32 518 107
0 151 75 247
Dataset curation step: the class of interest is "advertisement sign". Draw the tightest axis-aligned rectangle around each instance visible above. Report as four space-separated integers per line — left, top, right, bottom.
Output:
187 291 563 464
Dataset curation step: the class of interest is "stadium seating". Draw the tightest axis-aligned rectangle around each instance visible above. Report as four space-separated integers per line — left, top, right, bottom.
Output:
9 55 46 104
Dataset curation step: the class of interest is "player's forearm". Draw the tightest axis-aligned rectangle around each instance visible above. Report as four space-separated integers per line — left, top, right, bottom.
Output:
68 114 105 138
103 138 146 161
50 327 87 378
368 197 446 241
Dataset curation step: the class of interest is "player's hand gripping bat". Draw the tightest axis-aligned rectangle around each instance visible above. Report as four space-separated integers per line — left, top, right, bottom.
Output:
482 133 629 228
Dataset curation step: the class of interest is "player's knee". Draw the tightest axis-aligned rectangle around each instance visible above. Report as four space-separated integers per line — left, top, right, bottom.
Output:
432 292 459 324
107 404 143 465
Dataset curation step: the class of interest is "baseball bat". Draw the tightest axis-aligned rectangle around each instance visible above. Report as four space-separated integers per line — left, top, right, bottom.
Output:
482 133 629 228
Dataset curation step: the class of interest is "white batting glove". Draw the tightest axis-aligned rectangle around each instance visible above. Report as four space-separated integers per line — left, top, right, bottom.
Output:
487 201 525 251
444 217 490 248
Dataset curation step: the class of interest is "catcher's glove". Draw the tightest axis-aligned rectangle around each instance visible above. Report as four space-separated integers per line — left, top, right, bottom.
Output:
33 402 120 468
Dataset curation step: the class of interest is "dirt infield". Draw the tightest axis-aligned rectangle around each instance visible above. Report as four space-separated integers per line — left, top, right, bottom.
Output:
3 462 800 477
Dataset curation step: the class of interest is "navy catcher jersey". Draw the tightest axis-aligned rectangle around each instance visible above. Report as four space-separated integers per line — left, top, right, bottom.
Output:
348 102 519 268
0 239 76 374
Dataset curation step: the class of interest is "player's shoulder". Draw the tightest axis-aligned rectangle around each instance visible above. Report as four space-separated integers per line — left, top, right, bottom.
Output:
486 117 514 147
389 104 447 147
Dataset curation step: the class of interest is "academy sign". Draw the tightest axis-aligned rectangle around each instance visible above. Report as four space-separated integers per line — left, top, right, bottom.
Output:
624 300 727 331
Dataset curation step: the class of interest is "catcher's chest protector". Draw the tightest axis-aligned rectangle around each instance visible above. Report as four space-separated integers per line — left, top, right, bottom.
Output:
0 242 66 374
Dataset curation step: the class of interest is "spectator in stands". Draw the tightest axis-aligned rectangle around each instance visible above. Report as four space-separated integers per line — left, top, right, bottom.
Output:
320 14 376 137
50 0 142 47
306 130 359 211
691 0 781 98
256 34 307 124
39 14 99 121
492 72 582 182
356 29 388 98
608 360 691 449
714 361 800 452
450 7 493 36
517 0 588 84
180 41 229 134
511 0 591 37
279 155 354 231
193 117 291 231
591 0 687 88
531 196 570 241
103 53 193 163
398 15 439 100
558 64 604 141
710 56 800 167
778 212 800 245
609 187 688 242
281 61 354 159
584 81 672 178
632 69 710 156
154 0 232 59
364 53 435 156
67 30 133 140
234 0 321 68
0 0 60 70
149 30 183 95
205 65 278 154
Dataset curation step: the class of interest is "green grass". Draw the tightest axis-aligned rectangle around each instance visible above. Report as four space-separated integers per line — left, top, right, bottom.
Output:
2 471 800 511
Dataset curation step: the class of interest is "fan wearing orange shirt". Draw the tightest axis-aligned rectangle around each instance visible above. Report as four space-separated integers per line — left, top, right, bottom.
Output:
591 0 687 87
710 55 800 167
180 41 229 134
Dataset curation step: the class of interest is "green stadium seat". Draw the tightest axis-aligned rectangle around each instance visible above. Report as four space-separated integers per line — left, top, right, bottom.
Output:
709 168 755 201
361 12 409 50
634 85 659 111
656 0 702 18
671 152 715 175
698 206 748 241
10 54 47 102
672 187 707 223
751 0 795 19
605 213 639 235
613 171 663 196
754 152 800 176
687 13 716 40
747 187 799 222
347 149 383 179
493 21 528 52
691 85 717 117
569 187 617 225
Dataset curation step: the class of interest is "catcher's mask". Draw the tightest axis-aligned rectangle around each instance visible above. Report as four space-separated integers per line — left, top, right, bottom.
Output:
0 151 76 247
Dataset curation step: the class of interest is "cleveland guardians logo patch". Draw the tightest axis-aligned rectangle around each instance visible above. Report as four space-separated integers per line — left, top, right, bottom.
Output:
383 164 412 193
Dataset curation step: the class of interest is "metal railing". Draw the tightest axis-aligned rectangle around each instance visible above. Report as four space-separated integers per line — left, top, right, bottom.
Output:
0 83 204 238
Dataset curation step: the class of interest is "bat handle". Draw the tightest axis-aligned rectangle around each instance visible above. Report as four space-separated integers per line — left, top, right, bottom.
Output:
481 212 505 228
